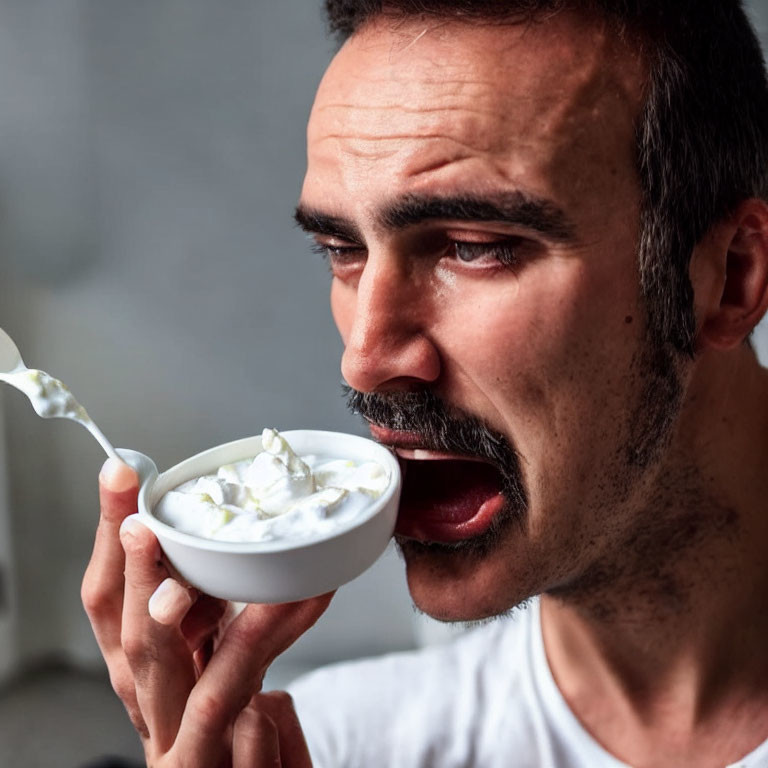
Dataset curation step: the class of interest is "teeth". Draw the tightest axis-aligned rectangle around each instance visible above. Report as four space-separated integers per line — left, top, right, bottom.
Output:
394 448 491 463
410 449 444 460
395 448 463 461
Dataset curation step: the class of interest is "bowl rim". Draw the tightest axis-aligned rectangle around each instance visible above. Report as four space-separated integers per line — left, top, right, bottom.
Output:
137 429 401 554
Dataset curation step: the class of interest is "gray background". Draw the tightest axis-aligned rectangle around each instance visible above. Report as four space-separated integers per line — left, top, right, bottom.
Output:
0 0 422 683
0 0 765 762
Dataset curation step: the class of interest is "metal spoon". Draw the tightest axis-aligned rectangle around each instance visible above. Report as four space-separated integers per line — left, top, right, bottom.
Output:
0 327 121 461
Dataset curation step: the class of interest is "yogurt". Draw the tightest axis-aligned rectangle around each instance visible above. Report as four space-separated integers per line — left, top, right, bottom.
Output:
153 428 390 543
0 365 120 461
6 368 93 425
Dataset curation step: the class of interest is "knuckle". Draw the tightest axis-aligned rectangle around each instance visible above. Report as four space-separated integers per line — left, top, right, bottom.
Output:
80 579 114 620
124 563 164 594
109 670 135 704
99 489 139 526
121 525 158 556
100 500 128 525
225 622 263 658
123 553 164 590
121 629 158 668
264 689 295 711
255 690 298 724
189 690 229 731
241 707 276 736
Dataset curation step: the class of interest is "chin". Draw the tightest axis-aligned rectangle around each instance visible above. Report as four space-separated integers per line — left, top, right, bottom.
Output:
396 531 536 623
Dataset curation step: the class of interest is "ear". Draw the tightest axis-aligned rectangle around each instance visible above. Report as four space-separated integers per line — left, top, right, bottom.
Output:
694 198 768 351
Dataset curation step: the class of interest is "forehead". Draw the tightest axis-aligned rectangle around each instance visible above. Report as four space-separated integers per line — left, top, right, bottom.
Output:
305 13 645 221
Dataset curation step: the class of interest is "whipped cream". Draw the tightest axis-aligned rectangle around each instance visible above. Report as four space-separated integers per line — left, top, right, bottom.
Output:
154 428 390 543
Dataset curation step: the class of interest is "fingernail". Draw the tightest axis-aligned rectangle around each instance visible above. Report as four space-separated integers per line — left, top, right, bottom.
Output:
100 458 138 493
119 514 146 541
149 578 193 625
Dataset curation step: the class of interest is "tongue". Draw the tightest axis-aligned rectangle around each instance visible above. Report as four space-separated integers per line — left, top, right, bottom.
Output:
397 459 503 540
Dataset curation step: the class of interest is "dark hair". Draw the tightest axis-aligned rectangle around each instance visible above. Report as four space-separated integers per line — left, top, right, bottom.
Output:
323 0 768 355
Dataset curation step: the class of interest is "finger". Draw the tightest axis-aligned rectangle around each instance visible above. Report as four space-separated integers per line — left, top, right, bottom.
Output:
82 459 141 724
176 593 333 765
250 691 312 767
234 708 280 768
149 581 228 665
193 635 215 676
120 515 196 753
81 458 140 656
147 572 228 652
109 654 150 741
181 594 229 652
148 578 195 626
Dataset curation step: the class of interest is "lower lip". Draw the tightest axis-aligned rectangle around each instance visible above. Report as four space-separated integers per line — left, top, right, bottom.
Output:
395 491 506 543
366 425 506 544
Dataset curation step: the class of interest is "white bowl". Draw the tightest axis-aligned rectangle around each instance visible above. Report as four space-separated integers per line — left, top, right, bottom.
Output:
119 430 401 603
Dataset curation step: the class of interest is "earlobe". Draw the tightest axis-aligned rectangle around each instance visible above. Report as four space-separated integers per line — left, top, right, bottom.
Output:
696 200 768 351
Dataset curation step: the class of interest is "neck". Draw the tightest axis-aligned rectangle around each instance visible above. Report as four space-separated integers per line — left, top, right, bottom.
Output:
540 346 768 765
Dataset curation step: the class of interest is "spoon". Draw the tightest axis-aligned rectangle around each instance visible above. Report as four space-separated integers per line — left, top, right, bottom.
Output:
0 327 121 461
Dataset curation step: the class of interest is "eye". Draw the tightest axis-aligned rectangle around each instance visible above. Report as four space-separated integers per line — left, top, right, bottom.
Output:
309 239 366 279
451 239 521 268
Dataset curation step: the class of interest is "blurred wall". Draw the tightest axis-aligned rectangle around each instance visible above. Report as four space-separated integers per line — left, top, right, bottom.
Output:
0 0 766 677
0 0 418 675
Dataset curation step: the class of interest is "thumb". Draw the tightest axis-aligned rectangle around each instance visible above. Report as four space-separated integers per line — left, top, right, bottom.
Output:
98 457 140 526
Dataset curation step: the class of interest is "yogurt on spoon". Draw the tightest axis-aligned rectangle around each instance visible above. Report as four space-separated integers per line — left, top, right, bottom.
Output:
8 368 91 422
0 327 120 461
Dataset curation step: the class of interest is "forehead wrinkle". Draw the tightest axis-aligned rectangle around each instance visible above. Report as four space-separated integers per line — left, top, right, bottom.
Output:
315 37 638 165
316 103 497 118
317 132 490 150
326 70 495 88
314 141 401 162
309 106 498 162
313 135 494 172
311 78 503 154
307 14 645 232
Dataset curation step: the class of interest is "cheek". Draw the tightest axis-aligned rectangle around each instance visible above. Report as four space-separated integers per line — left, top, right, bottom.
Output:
434 260 643 466
436 260 630 390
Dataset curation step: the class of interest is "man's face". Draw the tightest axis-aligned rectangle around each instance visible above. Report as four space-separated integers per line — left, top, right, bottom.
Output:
298 14 668 620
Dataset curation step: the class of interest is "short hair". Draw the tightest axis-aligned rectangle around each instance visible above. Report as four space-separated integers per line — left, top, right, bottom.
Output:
323 0 768 355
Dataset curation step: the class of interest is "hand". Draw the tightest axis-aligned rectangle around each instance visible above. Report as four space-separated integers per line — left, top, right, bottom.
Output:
82 457 332 767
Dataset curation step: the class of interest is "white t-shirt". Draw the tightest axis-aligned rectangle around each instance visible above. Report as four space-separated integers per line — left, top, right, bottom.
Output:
290 599 768 768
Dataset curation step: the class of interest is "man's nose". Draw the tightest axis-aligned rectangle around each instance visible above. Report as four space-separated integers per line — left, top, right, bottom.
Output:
340 256 441 393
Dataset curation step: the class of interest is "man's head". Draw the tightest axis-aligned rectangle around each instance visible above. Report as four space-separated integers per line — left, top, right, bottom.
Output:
296 2 768 620
322 0 768 357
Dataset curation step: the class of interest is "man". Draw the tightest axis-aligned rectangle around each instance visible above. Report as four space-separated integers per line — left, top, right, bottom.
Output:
82 1 768 766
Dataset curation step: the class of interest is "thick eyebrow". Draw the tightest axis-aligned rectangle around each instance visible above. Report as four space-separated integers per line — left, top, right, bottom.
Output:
294 190 576 244
294 206 363 243
381 192 576 242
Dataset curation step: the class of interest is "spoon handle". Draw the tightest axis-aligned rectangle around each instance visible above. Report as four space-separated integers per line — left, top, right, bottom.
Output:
87 420 122 462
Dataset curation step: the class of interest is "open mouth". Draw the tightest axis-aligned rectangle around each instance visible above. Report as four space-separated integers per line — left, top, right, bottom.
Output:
370 425 506 544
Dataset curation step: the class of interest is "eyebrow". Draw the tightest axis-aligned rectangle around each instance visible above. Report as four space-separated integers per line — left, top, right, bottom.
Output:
293 207 364 243
294 190 577 243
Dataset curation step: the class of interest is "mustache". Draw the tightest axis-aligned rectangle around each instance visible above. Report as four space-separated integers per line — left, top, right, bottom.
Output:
343 385 527 510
